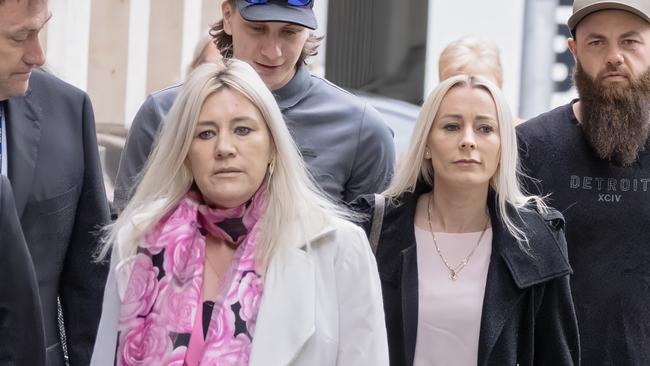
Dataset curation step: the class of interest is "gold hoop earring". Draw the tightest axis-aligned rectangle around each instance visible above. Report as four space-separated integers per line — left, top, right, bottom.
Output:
268 158 276 180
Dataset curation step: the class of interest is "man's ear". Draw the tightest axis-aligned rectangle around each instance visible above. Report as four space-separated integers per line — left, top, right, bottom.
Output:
567 37 577 60
222 0 234 35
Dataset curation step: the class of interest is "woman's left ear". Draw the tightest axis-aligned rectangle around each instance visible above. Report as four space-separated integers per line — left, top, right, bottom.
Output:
424 146 432 159
183 157 191 173
268 156 276 179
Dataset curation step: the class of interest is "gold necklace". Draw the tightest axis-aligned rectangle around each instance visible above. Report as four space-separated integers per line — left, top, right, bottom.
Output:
427 194 490 281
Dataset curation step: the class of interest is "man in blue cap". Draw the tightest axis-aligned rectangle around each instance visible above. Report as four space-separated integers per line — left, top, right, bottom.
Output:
114 0 395 212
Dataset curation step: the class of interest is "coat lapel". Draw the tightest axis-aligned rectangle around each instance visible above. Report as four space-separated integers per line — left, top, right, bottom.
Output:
477 246 525 365
6 86 41 218
249 227 334 366
477 196 527 365
478 195 571 365
378 186 426 366
400 245 419 366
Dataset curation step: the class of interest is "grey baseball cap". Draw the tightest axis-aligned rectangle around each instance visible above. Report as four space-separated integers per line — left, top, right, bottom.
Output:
235 0 318 30
568 0 650 33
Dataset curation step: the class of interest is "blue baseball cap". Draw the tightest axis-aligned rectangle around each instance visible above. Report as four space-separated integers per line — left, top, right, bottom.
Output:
235 0 318 30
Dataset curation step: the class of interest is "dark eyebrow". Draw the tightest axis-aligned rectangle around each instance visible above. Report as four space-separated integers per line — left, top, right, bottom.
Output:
196 121 217 127
584 32 606 40
196 116 257 126
15 12 52 33
476 115 497 121
439 113 463 119
230 116 257 124
620 30 642 39
439 113 495 120
246 20 266 27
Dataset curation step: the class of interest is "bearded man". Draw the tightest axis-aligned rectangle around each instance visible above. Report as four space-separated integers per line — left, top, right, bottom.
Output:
517 0 650 364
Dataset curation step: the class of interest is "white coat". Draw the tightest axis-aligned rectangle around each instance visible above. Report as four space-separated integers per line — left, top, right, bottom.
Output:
91 218 389 366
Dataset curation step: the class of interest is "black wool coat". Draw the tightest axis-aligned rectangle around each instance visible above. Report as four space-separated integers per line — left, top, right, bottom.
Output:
352 186 580 366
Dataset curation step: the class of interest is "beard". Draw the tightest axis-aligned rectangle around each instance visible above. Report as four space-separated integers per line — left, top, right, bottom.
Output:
573 61 650 166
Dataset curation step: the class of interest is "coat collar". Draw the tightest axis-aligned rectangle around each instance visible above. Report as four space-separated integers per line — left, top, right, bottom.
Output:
374 183 428 365
114 221 337 366
5 83 41 218
376 182 430 286
376 186 571 365
249 244 315 366
485 192 572 289
478 192 572 365
273 65 311 111
380 187 571 287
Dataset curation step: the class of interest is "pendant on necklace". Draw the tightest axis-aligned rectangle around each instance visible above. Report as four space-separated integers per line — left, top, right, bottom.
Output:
449 270 458 281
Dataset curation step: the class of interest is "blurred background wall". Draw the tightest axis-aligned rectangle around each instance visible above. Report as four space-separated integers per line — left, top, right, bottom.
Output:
41 0 576 128
39 0 577 199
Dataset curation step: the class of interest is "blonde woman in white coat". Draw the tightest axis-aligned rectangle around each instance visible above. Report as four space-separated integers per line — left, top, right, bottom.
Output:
91 60 388 366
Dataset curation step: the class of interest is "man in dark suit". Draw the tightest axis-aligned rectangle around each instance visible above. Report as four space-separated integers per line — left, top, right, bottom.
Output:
0 0 110 364
0 175 45 365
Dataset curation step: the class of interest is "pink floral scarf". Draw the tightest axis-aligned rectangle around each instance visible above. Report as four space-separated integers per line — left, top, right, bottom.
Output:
116 189 266 365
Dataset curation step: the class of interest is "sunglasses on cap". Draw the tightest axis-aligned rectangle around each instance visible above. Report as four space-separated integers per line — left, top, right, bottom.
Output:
245 0 312 6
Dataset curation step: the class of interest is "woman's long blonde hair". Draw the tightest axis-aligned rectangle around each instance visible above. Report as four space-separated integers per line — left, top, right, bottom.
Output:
100 59 354 270
384 75 546 246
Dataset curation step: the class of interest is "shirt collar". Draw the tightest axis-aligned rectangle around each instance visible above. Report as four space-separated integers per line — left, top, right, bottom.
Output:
273 64 311 110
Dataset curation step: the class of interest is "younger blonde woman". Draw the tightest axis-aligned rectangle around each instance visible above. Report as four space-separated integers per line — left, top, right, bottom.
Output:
354 75 579 365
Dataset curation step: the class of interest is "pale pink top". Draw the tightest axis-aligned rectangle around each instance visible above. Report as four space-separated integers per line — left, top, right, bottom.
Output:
413 224 493 366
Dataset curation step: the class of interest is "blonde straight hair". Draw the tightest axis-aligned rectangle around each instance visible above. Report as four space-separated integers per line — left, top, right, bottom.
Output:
384 75 546 246
100 60 355 270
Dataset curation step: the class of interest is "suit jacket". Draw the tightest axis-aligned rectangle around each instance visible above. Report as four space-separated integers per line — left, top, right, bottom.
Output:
92 216 389 365
353 185 580 365
5 70 110 366
0 175 45 366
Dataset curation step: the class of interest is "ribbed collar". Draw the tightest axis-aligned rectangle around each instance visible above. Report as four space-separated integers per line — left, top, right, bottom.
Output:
273 64 312 110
